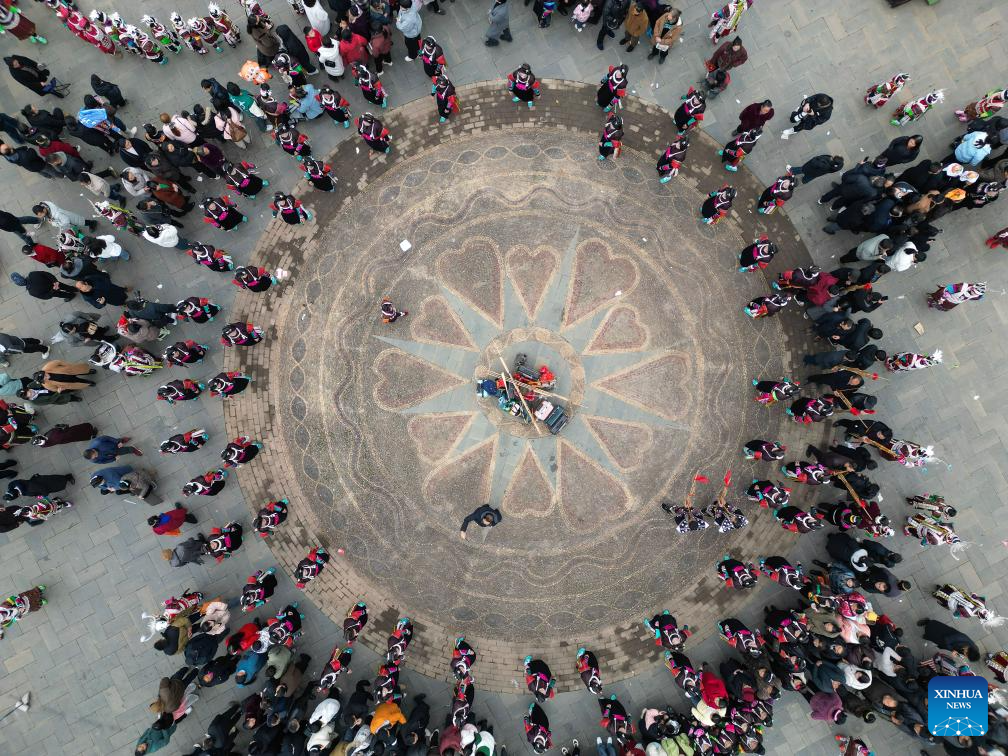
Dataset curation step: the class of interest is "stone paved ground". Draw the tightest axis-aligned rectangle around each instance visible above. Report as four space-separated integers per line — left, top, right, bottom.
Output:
0 0 1005 754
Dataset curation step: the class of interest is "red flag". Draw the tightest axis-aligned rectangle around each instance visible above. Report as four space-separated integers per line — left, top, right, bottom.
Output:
694 475 709 483
723 470 732 486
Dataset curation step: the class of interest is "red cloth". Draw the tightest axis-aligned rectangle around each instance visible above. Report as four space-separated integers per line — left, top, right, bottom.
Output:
339 33 369 65
29 244 66 267
700 670 728 707
39 140 82 159
305 29 323 53
152 507 188 535
228 622 260 653
807 272 840 306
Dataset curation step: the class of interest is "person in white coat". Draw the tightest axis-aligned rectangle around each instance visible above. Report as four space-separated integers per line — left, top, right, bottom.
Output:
317 37 344 80
302 0 331 35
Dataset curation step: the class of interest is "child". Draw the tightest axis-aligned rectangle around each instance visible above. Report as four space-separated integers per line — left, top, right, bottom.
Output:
571 0 591 31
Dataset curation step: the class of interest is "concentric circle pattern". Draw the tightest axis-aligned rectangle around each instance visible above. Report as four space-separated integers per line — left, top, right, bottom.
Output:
226 81 818 691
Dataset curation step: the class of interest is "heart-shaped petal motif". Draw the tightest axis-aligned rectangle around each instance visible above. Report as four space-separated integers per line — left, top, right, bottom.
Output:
584 306 649 353
501 444 556 518
436 236 504 327
410 295 478 350
563 239 639 328
505 244 559 321
372 349 465 411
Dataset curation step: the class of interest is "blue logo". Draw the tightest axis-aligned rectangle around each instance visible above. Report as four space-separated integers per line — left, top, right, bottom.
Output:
929 676 988 737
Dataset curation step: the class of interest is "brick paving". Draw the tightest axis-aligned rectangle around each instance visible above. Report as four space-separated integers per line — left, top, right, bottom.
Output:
0 1 1004 755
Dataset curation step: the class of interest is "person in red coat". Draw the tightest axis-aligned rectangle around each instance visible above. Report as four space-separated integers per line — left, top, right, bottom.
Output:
22 242 65 268
226 621 261 655
338 28 369 66
147 504 197 535
699 664 729 708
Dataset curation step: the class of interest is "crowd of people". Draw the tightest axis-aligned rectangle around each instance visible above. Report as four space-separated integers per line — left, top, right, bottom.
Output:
0 0 1006 754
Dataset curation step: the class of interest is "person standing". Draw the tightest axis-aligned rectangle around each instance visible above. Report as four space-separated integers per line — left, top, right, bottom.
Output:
459 504 502 539
733 100 773 134
0 333 49 365
83 435 143 463
396 0 422 61
781 93 833 139
3 55 65 97
877 135 923 166
484 0 512 47
647 7 681 63
619 1 648 52
596 0 628 52
10 271 77 301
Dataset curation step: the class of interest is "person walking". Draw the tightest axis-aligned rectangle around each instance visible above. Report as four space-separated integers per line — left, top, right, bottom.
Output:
0 210 41 245
4 473 74 500
781 93 833 139
0 141 53 176
0 333 49 365
83 435 143 463
459 504 502 539
75 273 130 308
10 270 77 301
396 0 422 61
33 200 97 232
485 0 512 46
32 422 98 447
790 154 844 184
148 504 198 536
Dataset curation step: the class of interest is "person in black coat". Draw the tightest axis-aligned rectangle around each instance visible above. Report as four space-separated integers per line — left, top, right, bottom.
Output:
823 199 876 235
781 93 833 138
877 135 923 166
399 694 430 751
117 136 151 169
837 289 887 314
897 159 944 193
791 154 843 184
820 173 886 210
0 210 41 244
64 116 116 154
199 654 240 688
4 55 63 97
75 273 130 308
185 631 222 668
20 105 64 138
12 270 76 300
807 369 863 393
0 142 50 175
91 74 126 108
276 24 318 74
203 702 242 752
341 680 373 728
4 473 75 500
918 619 980 661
